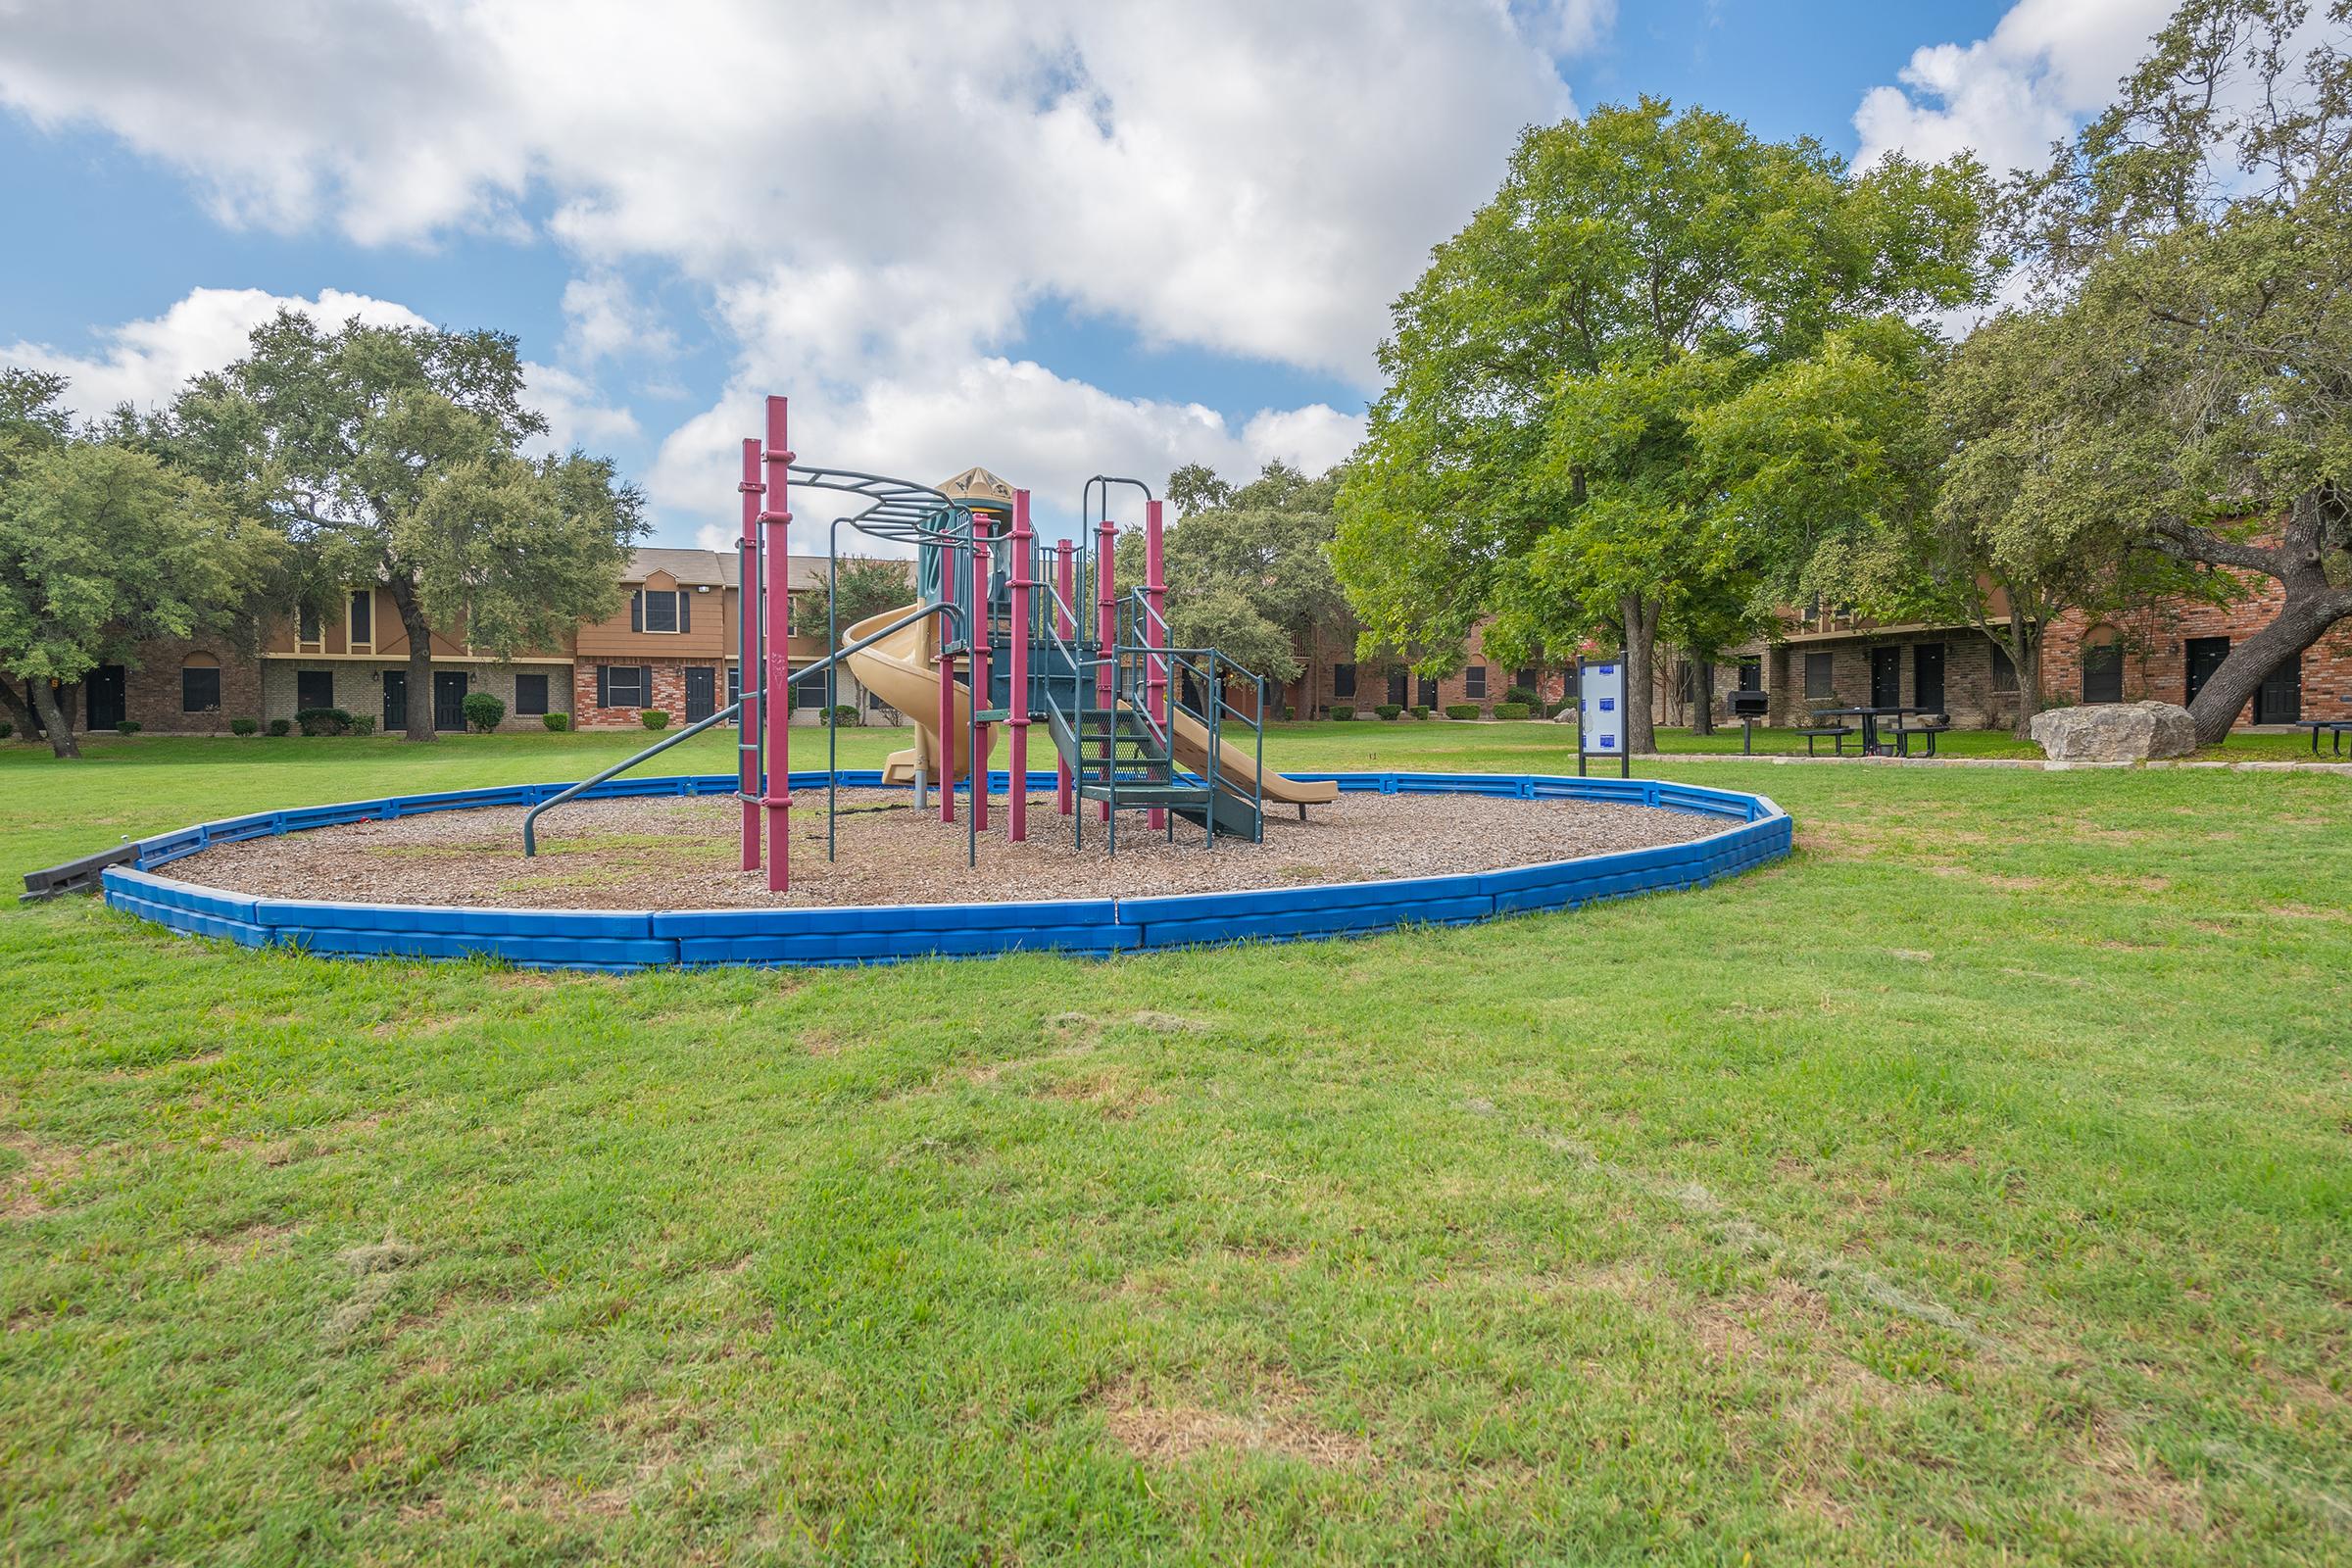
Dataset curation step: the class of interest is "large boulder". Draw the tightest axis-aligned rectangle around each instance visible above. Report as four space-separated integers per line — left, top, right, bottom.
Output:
2031 702 2197 762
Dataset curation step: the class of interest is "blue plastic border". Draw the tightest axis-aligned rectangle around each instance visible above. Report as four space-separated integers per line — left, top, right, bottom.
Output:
98 770 1791 972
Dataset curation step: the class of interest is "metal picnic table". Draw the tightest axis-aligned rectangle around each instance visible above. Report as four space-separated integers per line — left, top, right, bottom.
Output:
2296 718 2352 756
1816 705 1928 758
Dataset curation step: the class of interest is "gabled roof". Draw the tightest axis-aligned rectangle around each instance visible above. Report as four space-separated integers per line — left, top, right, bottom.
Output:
628 548 911 594
938 466 1015 510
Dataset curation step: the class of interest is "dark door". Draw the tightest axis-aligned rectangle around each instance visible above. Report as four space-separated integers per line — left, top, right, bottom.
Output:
381 670 407 731
1387 670 1407 707
684 666 715 723
1738 659 1762 693
1870 647 1902 709
1416 675 1439 708
1913 643 1945 712
2185 637 2230 706
84 665 125 732
2254 652 2302 724
432 671 467 731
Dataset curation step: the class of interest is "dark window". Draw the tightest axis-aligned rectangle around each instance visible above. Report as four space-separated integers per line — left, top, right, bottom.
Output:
514 672 550 715
635 589 689 634
1738 658 1762 693
2184 637 2230 706
727 665 741 708
1804 652 1834 700
1332 662 1356 699
597 664 648 709
2082 641 2124 705
1464 665 1487 699
348 590 372 646
1514 666 1538 694
793 666 831 709
181 665 220 712
295 669 334 711
2254 652 2302 724
1990 643 2018 693
297 604 320 643
1913 642 1945 711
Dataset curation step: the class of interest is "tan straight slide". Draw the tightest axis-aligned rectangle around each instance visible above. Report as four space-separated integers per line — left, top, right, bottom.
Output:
1166 706 1338 806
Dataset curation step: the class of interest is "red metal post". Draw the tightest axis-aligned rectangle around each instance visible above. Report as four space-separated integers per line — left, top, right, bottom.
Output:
1144 499 1167 831
1054 541 1075 817
1095 514 1115 822
937 532 956 825
760 396 792 894
1007 492 1032 843
968 515 991 834
737 437 762 870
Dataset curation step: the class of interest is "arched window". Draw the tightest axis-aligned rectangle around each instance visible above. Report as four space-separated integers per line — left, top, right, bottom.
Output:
181 653 221 713
2081 626 2124 705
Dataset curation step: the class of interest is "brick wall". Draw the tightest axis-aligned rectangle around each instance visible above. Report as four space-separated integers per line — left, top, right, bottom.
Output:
1752 633 2019 730
2042 590 2352 724
574 657 729 728
6 637 266 735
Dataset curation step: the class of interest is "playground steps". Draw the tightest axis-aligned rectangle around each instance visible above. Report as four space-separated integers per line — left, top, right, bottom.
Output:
1044 704 1262 843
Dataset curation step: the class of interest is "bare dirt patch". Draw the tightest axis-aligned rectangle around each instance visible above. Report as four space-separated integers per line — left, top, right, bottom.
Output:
169 789 1728 910
1101 1370 1371 1467
1 1131 82 1219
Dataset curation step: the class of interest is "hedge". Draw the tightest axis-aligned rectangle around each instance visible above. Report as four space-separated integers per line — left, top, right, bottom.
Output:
1494 701 1531 720
1331 706 1355 721
640 710 671 730
1374 703 1402 720
542 711 570 731
229 718 258 736
294 708 354 737
1444 704 1480 720
462 691 507 732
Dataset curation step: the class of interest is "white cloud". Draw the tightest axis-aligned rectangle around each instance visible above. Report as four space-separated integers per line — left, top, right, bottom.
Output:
560 273 676 365
4 285 636 452
1851 0 2174 175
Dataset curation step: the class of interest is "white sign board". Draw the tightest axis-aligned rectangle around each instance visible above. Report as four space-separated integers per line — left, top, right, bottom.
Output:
1579 657 1627 757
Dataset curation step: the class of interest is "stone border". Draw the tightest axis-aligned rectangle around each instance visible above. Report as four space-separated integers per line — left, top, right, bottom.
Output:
95 770 1793 973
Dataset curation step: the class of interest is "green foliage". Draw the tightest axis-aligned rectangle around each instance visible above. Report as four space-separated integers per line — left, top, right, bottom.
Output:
162 311 646 736
825 558 913 632
1158 461 1352 684
462 692 506 733
640 710 669 731
1410 706 1430 719
1330 706 1354 721
1337 98 1992 752
1503 685 1540 707
828 705 859 726
266 719 291 737
295 708 354 737
1445 704 1480 720
0 373 282 757
541 711 569 732
1164 462 1233 515
1492 702 1531 720
113 720 141 736
229 718 258 737
349 714 375 736
1374 703 1402 720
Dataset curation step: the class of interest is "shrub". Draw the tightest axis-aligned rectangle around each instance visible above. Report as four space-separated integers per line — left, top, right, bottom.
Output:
295 707 353 737
1503 684 1541 707
1410 705 1430 720
1445 704 1480 720
830 704 858 726
268 718 292 737
229 717 258 736
1545 700 1575 719
1494 701 1531 720
542 711 570 732
1330 705 1355 721
1278 705 1293 720
0 720 12 739
350 714 375 736
115 720 142 736
1374 703 1402 720
640 709 670 730
462 691 507 732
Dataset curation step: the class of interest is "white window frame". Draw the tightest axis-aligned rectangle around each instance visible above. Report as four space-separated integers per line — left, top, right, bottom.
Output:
642 588 683 634
346 589 374 655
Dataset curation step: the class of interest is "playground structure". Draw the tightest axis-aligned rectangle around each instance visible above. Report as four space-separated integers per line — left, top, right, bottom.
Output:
519 393 1337 891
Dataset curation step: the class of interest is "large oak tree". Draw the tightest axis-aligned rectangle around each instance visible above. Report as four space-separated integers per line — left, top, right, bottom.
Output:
167 312 646 740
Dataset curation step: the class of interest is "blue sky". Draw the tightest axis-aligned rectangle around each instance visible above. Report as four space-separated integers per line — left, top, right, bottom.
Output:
0 0 2165 548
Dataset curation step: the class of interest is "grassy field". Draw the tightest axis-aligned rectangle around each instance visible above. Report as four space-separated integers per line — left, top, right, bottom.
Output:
0 725 2347 1564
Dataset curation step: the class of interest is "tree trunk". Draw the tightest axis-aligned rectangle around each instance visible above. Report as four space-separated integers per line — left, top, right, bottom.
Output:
2160 493 2352 745
29 678 78 760
1691 659 1715 736
1620 593 1659 756
388 578 437 743
0 681 33 740
1999 609 2044 743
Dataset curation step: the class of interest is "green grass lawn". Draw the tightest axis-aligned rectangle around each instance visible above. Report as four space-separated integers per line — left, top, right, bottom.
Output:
1 726 2347 1564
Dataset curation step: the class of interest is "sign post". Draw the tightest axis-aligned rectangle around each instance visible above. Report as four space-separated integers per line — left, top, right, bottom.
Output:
1576 653 1631 779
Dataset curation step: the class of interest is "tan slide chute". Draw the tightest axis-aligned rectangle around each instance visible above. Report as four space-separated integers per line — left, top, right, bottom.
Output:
840 603 994 786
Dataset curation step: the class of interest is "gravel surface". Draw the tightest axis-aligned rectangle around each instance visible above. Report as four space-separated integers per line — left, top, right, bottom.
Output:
172 788 1729 909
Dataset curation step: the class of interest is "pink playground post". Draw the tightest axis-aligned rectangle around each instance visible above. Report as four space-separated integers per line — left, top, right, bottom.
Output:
968 514 991 834
760 397 793 893
1008 491 1033 843
737 438 762 871
1145 499 1167 831
1095 512 1116 821
936 535 956 825
1054 541 1075 817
